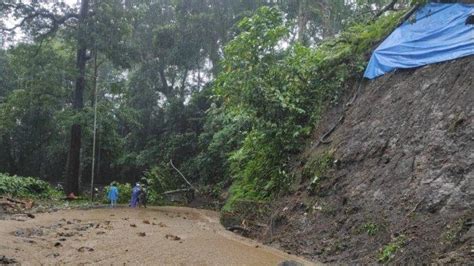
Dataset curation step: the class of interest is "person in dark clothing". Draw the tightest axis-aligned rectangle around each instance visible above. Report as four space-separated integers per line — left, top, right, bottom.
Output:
130 183 141 208
138 186 147 208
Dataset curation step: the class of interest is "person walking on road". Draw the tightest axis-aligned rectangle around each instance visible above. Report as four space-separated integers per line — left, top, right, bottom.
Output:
130 183 141 208
138 186 147 208
107 182 119 208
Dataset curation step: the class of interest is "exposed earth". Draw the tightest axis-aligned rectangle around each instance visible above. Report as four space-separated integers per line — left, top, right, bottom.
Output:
0 207 314 265
223 56 473 263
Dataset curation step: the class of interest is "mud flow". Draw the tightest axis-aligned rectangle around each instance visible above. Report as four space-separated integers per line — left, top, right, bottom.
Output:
0 207 315 265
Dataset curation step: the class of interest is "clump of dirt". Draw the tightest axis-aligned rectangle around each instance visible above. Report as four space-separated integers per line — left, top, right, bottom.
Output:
229 57 474 263
77 247 94 252
165 234 181 241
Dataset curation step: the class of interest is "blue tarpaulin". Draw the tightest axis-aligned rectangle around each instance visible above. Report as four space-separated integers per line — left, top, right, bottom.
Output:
364 3 474 79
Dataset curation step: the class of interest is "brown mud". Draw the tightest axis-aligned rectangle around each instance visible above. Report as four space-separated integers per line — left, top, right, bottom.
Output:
0 206 315 265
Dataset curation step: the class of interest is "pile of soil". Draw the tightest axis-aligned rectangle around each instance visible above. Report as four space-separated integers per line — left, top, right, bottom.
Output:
231 57 473 263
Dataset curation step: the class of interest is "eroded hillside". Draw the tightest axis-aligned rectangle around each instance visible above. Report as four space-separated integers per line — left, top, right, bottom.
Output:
229 56 473 264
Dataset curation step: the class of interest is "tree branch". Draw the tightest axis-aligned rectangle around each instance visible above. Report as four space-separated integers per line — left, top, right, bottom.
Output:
1 3 79 38
374 0 398 19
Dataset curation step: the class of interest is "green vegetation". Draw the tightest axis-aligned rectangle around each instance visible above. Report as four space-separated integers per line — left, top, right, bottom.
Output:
378 235 407 263
0 0 410 208
363 222 380 236
0 173 60 199
218 7 404 210
303 150 335 190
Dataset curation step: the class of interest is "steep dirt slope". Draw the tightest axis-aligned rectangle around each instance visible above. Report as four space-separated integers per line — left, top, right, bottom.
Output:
252 56 473 263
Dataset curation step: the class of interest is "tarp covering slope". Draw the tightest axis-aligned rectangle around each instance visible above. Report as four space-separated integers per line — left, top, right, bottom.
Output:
364 3 474 79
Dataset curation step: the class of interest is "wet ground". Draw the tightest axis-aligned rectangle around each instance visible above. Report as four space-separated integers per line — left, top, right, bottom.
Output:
0 206 314 265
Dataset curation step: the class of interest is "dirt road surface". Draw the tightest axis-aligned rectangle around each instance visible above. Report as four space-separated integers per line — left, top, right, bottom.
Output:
0 206 314 265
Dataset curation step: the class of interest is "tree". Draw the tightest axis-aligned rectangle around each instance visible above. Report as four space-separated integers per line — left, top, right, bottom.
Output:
65 0 89 195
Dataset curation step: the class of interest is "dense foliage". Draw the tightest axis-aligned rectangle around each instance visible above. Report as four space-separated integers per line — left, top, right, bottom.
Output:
0 0 410 206
0 173 60 198
213 7 404 209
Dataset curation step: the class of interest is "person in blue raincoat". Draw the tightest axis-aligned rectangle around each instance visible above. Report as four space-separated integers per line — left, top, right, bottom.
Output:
130 183 141 208
107 182 119 208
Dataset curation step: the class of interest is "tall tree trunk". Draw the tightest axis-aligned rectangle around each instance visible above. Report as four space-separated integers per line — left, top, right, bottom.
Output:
65 0 89 195
158 63 170 96
209 37 220 76
297 0 309 45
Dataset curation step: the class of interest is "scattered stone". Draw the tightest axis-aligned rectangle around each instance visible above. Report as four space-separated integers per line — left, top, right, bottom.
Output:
278 260 303 266
0 255 17 264
165 234 181 241
77 247 94 252
158 222 167 228
74 223 95 231
54 242 62 247
46 253 60 258
255 245 260 248
58 238 67 242
137 232 146 237
57 232 76 237
13 227 44 237
130 224 137 228
49 223 63 229
66 221 72 225
96 231 106 235
143 220 150 224
23 239 36 244
26 213 35 219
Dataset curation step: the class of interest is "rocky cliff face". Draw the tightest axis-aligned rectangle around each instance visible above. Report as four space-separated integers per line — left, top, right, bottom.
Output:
252 57 473 263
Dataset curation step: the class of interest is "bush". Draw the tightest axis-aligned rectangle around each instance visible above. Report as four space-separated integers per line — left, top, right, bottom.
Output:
0 173 60 199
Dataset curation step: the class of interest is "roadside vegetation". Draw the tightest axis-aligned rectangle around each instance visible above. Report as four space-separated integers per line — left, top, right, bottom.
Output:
0 173 60 199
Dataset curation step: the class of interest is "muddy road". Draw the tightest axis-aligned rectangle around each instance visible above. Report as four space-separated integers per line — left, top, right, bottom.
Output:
0 207 314 265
